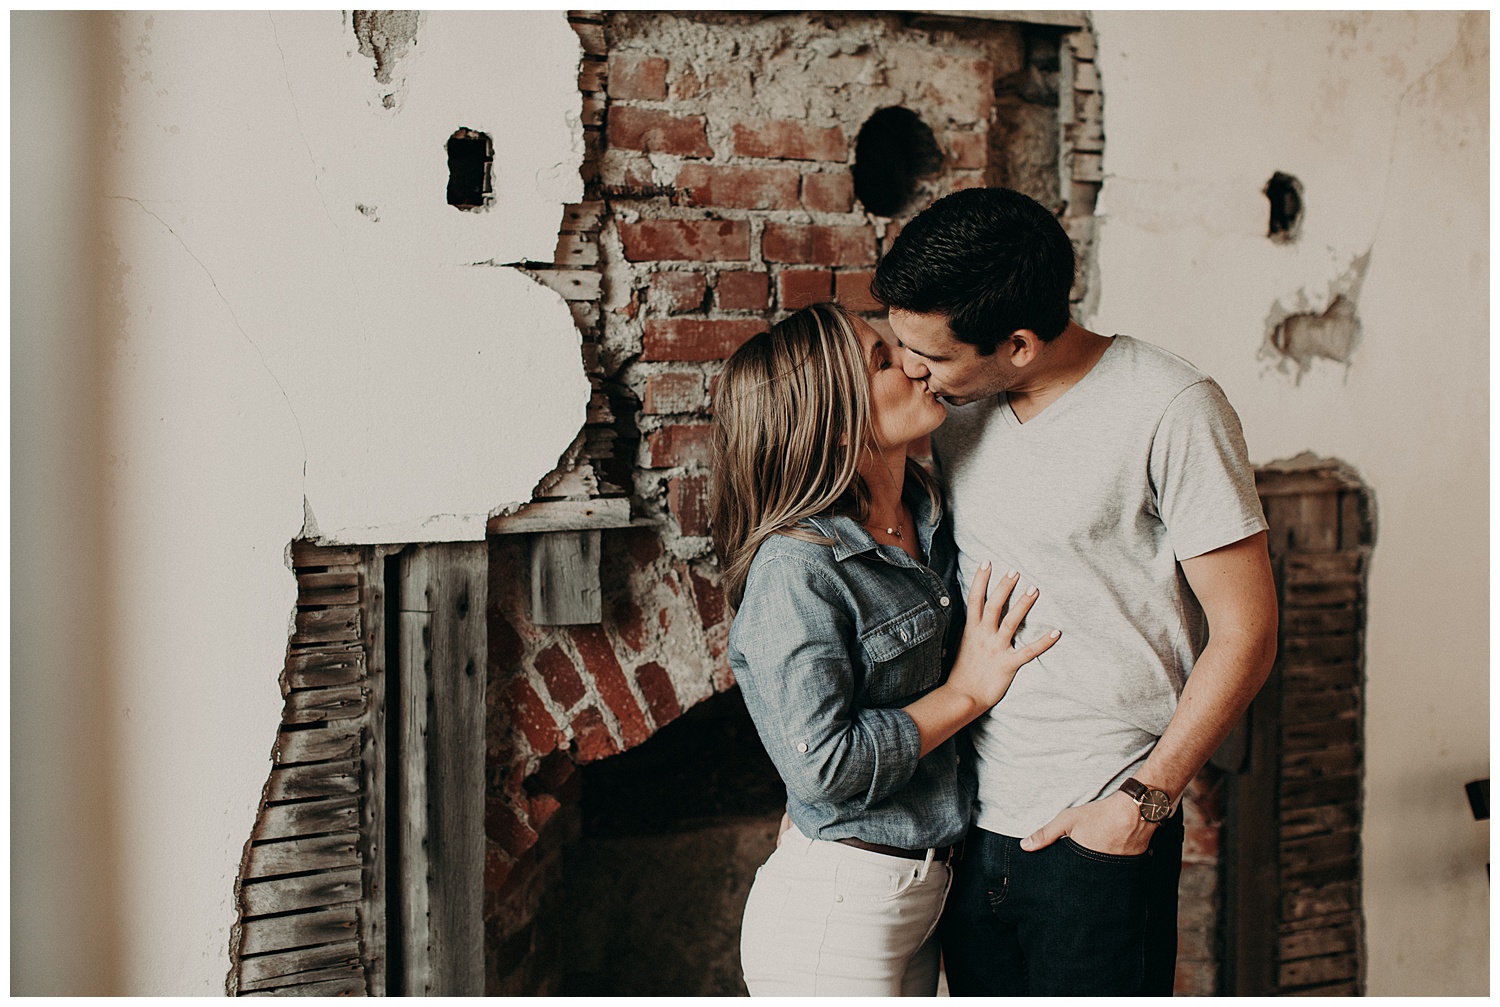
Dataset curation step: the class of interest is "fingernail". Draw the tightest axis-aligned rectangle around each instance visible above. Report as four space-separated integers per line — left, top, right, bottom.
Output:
1026 585 1038 596
1050 630 1061 638
1005 569 1017 579
1020 838 1033 851
980 560 991 569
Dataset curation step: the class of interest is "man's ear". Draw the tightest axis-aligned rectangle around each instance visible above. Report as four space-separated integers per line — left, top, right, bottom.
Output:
1006 328 1043 368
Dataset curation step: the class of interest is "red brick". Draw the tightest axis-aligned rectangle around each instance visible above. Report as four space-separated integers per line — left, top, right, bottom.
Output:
836 270 882 312
678 163 799 210
569 625 651 748
801 171 854 213
527 792 563 832
634 660 682 727
715 271 769 311
608 53 668 101
501 677 562 755
570 705 618 762
668 473 711 537
649 271 707 314
923 56 994 122
731 118 847 161
948 131 987 169
620 219 750 262
643 318 764 361
643 371 705 414
778 269 834 310
688 566 726 628
608 106 712 157
534 643 586 710
625 527 663 566
613 597 648 652
646 422 715 468
763 223 876 266
486 797 539 856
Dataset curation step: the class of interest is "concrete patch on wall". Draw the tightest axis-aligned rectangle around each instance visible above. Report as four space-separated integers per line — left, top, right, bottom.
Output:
1261 251 1370 382
352 9 420 108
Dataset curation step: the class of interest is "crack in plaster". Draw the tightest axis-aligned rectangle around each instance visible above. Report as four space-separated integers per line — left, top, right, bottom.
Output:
113 196 309 477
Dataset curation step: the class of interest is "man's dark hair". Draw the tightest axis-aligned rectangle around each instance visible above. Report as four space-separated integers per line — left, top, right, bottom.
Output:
870 187 1077 354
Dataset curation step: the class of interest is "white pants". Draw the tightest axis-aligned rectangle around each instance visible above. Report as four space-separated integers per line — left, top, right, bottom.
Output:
740 824 952 996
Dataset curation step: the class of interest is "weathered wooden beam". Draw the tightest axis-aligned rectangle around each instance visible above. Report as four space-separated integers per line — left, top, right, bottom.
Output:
265 761 361 802
397 543 488 996
530 530 602 626
284 647 365 690
293 606 361 645
239 905 359 956
487 497 631 535
240 867 363 917
290 542 364 569
244 833 361 879
283 684 368 725
254 796 360 842
241 973 367 996
275 723 362 765
237 940 364 989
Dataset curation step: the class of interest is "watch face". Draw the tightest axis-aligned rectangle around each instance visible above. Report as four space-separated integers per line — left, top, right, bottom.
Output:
1140 789 1172 823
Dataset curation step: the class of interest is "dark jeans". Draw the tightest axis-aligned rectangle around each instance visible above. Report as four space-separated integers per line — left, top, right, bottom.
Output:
938 810 1184 995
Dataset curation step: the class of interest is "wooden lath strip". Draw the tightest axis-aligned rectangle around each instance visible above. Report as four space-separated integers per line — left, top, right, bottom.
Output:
240 866 363 917
243 832 361 879
239 905 359 956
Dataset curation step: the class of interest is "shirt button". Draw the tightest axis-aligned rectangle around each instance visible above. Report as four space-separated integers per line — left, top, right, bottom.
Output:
940 596 951 607
797 742 809 754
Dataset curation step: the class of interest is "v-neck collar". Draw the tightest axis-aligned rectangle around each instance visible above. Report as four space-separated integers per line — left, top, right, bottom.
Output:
999 334 1121 430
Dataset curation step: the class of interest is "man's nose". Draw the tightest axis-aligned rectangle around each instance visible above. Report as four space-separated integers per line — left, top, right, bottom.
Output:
898 346 928 379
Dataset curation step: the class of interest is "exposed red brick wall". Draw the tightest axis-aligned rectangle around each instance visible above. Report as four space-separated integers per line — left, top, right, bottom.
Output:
485 10 1106 996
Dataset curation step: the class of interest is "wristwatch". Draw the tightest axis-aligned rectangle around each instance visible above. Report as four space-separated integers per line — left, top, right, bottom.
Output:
1119 777 1173 823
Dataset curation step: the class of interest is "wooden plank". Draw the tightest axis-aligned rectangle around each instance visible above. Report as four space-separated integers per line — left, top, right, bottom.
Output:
291 542 364 569
1281 803 1358 840
284 684 368 725
1255 469 1360 497
254 795 360 841
285 651 364 690
531 530 602 626
298 584 361 608
276 723 361 764
1282 881 1358 922
1284 580 1359 608
1286 980 1357 996
1280 922 1357 961
1281 774 1360 810
357 547 394 997
1279 952 1357 988
531 268 602 302
487 497 631 535
554 231 599 267
1281 606 1357 636
1284 552 1364 584
1283 831 1358 870
238 940 363 988
1281 744 1359 780
294 606 361 645
398 596 433 997
1280 634 1360 664
1280 909 1359 934
240 905 360 956
240 867 363 917
266 761 361 802
563 201 605 232
1283 718 1359 750
1281 687 1359 725
1281 661 1361 692
242 973 367 996
399 544 488 995
244 832 361 879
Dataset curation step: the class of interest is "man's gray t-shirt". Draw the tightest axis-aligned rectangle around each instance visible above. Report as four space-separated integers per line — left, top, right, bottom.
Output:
933 335 1267 839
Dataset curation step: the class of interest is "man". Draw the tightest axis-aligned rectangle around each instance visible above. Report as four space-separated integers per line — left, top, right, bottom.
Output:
870 187 1278 995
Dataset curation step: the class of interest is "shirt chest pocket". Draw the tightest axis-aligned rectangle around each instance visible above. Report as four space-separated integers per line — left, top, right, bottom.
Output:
859 605 943 706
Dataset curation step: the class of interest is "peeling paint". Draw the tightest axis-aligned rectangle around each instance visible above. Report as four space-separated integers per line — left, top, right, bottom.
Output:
352 9 419 108
1261 251 1370 381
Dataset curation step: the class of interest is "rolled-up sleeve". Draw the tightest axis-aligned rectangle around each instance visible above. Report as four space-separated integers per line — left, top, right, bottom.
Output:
731 554 923 811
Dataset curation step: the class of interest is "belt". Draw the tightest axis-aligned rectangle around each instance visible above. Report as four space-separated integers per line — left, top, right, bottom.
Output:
836 836 959 863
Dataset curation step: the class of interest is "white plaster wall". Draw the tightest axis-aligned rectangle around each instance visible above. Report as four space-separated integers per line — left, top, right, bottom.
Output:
1090 11 1488 994
105 12 587 993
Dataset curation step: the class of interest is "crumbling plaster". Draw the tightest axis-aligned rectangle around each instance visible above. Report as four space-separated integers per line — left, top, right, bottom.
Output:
105 11 586 993
1089 11 1487 994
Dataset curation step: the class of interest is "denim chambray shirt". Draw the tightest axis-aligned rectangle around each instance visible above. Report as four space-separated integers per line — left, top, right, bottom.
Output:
729 484 973 849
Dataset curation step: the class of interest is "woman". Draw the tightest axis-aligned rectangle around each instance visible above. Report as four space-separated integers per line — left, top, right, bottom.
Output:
711 302 1059 996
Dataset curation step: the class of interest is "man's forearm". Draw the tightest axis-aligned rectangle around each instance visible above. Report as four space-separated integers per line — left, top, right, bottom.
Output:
1140 625 1277 798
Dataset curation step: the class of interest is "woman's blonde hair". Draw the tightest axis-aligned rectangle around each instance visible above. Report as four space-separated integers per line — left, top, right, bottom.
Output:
710 302 939 608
